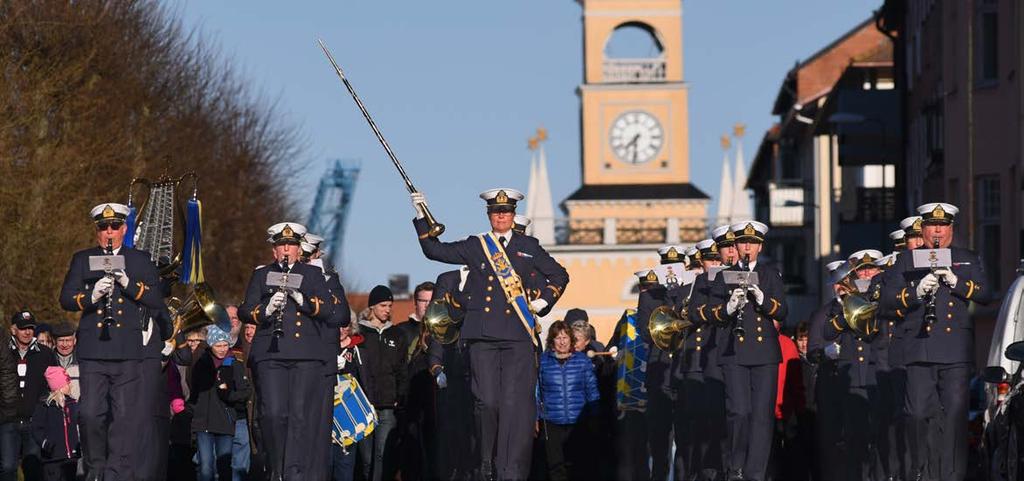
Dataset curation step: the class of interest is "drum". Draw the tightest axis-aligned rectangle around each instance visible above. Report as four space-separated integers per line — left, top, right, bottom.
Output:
332 373 378 447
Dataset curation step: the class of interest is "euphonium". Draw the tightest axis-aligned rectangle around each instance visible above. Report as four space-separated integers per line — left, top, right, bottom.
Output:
836 270 879 337
167 282 230 342
648 305 691 351
423 294 463 345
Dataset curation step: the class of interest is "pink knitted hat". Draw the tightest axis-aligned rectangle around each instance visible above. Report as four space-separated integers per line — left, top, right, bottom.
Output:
45 366 70 392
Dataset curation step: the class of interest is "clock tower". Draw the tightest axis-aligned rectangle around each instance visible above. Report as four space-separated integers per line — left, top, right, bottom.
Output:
542 0 709 339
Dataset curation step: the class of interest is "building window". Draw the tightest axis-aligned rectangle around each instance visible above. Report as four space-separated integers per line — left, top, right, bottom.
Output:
977 175 1001 290
775 237 806 295
975 0 999 85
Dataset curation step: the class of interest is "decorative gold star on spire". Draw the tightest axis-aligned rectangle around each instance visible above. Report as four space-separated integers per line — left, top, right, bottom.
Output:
536 126 548 142
528 136 538 151
733 122 746 138
720 134 731 150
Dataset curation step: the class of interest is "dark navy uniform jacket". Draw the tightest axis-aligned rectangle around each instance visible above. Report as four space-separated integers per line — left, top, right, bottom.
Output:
708 262 788 366
879 246 993 365
59 246 166 361
239 261 334 365
413 218 569 343
823 309 876 388
684 273 724 381
636 284 684 398
311 270 352 375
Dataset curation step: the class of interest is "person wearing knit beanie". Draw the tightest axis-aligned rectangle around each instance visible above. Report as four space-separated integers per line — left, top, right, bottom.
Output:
368 285 393 307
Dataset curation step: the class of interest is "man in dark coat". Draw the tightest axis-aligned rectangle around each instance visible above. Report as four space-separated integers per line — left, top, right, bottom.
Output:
707 221 788 481
879 203 993 481
239 221 337 481
409 187 569 480
59 202 166 481
3 311 58 481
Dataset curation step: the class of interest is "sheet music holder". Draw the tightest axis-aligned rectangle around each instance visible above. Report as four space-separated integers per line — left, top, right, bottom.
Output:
266 271 303 290
707 265 727 282
654 263 695 288
88 255 125 273
911 248 952 270
721 270 760 286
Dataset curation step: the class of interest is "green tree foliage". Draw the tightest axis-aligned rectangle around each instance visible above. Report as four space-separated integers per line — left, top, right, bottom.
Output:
0 1 303 324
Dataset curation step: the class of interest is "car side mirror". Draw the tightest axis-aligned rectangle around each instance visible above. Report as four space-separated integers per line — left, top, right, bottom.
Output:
1007 341 1024 362
983 366 1010 384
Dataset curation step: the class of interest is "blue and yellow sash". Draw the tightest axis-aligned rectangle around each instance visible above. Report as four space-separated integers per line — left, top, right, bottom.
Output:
478 233 538 345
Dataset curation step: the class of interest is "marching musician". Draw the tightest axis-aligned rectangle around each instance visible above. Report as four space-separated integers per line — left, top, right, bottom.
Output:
638 244 687 481
707 221 787 481
239 222 337 481
59 203 167 480
880 203 993 481
512 215 531 236
825 249 884 481
408 188 569 481
680 238 727 481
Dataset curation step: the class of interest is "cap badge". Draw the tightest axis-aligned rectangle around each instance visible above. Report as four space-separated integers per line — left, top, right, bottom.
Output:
102 205 115 219
725 231 735 241
21 312 30 320
666 248 679 260
496 190 509 204
645 271 659 283
934 205 945 219
282 225 294 238
710 243 718 253
862 253 872 263
912 219 922 231
743 223 756 236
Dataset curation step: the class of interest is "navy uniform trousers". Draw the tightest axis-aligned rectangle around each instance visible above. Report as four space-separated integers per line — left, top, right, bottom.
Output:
468 340 536 480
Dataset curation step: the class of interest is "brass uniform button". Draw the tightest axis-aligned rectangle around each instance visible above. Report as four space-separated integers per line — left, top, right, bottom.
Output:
739 337 745 343
487 286 493 292
97 309 103 315
945 327 952 333
756 336 763 342
696 346 702 351
97 322 103 328
926 326 932 332
484 307 490 313
116 323 122 328
296 321 302 327
857 346 863 352
696 337 702 342
488 276 495 281
948 301 955 307
947 314 953 319
118 298 124 304
505 309 511 315
295 333 301 338
117 310 123 316
858 356 865 362
696 327 702 333
756 326 763 332
485 296 492 302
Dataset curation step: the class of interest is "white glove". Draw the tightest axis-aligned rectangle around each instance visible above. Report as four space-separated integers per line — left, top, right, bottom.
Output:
824 343 841 360
725 288 747 315
265 291 287 316
609 346 620 361
91 277 114 304
747 284 765 306
530 298 548 313
933 267 958 288
410 192 428 219
435 371 448 389
916 274 940 299
289 290 304 307
114 270 129 289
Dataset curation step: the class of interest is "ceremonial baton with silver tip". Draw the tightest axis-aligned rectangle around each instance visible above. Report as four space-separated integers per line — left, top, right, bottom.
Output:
317 37 445 238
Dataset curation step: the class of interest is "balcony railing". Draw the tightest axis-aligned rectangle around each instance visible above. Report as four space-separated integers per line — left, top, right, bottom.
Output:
548 217 707 246
603 58 667 83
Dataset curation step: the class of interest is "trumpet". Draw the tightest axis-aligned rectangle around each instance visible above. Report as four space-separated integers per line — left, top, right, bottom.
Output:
924 238 940 325
733 254 750 338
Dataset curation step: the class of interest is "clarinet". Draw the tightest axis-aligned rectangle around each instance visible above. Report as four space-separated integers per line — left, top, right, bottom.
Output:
100 239 116 340
924 238 940 325
272 255 290 338
733 254 750 337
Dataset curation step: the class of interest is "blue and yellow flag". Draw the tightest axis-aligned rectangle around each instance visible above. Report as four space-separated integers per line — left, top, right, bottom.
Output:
615 309 648 413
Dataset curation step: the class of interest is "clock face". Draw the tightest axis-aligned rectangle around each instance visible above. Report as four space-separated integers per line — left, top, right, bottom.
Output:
609 110 664 164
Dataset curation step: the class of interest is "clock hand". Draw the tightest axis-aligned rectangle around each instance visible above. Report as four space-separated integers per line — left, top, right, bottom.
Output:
627 134 640 163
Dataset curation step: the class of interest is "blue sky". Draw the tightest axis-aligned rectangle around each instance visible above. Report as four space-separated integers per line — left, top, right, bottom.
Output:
175 0 881 292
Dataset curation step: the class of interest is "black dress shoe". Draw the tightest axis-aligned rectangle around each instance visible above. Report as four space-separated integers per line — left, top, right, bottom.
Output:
726 468 744 481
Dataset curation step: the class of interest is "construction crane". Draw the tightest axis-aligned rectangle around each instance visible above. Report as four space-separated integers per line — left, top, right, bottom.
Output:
307 160 360 269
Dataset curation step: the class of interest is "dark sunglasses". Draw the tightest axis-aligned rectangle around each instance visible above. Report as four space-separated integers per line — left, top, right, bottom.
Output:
96 221 124 231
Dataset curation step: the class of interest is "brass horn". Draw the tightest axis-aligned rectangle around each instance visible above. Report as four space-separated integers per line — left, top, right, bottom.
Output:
423 295 463 345
648 305 691 351
835 268 879 337
168 282 230 341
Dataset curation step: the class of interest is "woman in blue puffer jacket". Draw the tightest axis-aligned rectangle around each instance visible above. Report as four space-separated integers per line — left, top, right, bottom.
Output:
538 320 600 481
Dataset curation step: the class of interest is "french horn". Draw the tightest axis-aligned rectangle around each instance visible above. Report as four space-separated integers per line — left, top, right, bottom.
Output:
649 305 691 351
423 295 463 345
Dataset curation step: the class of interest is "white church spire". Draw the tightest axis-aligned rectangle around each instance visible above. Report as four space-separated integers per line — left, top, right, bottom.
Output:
716 133 734 225
528 127 555 244
731 123 752 220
